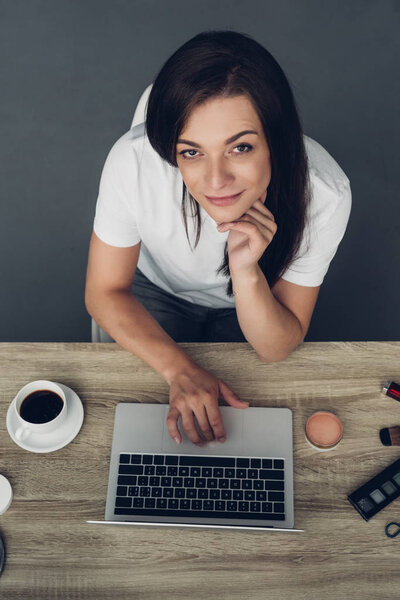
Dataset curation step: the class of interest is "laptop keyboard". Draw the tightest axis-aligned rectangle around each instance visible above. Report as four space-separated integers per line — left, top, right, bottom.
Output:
114 453 285 521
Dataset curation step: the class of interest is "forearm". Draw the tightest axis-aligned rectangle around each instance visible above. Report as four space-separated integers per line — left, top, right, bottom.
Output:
85 289 198 383
231 265 304 362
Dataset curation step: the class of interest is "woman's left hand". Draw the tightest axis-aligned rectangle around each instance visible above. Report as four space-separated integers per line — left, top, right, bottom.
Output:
217 190 277 274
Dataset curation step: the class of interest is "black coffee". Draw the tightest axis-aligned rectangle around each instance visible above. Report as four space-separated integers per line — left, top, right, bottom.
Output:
19 390 64 424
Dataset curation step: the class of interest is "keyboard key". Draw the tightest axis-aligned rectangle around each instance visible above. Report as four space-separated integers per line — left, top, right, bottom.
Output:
179 467 190 477
204 500 214 511
192 500 202 510
152 487 162 497
269 492 285 502
174 488 185 498
180 499 190 510
138 476 148 486
242 480 252 490
143 455 153 464
119 454 130 464
144 498 156 508
250 502 261 512
156 498 167 509
225 468 235 478
131 454 142 464
180 456 235 467
165 456 179 465
168 499 179 509
262 459 272 468
256 491 267 501
233 490 243 500
161 477 171 487
237 469 247 478
237 458 249 468
186 488 197 499
227 501 238 511
195 478 206 488
198 489 208 499
221 490 232 500
274 460 284 469
264 481 284 490
207 478 218 488
172 477 183 487
140 487 150 497
117 486 127 496
219 479 229 488
132 497 144 507
251 459 261 468
119 465 143 475
144 465 155 476
118 475 137 486
213 468 224 478
202 468 213 478
253 480 263 490
190 467 201 477
230 479 240 489
184 478 195 488
262 502 273 512
274 503 285 513
244 491 255 501
239 502 249 512
167 466 178 476
215 501 226 511
163 488 173 498
260 470 284 480
154 455 164 465
128 486 139 497
210 489 220 499
156 466 166 476
116 496 132 507
248 469 258 479
149 477 160 487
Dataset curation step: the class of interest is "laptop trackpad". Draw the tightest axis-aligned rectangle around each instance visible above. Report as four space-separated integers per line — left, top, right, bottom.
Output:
161 406 244 455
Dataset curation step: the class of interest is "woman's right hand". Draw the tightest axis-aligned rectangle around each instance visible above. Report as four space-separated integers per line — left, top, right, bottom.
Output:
166 363 249 446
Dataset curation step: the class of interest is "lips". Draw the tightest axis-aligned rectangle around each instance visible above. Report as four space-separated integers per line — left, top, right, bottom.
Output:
205 191 243 206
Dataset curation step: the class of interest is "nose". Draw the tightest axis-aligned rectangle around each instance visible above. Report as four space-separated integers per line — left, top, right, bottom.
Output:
203 156 234 192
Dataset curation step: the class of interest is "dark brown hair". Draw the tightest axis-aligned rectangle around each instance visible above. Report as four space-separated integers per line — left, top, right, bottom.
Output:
145 30 311 296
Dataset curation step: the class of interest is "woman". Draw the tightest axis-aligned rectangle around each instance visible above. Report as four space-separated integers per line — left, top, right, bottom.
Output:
85 30 352 447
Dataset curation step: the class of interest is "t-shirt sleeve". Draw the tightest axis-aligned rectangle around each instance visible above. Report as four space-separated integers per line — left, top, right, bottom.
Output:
280 177 352 287
93 134 141 247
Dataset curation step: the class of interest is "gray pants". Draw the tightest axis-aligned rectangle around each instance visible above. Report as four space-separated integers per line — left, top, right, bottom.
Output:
95 269 246 343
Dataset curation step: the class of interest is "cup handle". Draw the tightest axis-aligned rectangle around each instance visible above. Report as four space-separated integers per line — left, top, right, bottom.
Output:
15 426 30 441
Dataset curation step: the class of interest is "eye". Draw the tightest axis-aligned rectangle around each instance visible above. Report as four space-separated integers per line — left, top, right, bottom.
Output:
233 143 253 154
178 143 254 160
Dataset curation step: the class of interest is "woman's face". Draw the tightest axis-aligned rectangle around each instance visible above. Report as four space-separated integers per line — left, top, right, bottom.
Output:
176 94 271 224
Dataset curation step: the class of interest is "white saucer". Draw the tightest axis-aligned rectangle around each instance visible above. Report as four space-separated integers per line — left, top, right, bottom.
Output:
6 383 84 453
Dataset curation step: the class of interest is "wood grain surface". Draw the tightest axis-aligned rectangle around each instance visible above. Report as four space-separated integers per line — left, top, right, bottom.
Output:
0 341 399 600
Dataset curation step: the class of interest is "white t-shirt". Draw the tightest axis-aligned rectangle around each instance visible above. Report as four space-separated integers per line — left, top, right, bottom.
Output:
93 123 352 309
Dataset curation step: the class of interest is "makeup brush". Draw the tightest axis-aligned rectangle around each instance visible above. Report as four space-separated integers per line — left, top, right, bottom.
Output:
380 426 400 446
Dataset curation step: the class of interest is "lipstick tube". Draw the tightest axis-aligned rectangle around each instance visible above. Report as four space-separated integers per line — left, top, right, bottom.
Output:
382 380 400 401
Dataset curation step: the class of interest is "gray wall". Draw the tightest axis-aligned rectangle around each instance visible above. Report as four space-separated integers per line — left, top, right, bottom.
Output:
1 0 398 342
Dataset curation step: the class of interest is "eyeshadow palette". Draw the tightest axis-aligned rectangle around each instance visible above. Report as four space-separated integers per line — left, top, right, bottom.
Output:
348 457 400 521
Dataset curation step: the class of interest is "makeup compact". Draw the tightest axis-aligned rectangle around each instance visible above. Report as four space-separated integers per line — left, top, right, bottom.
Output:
348 457 400 521
305 411 343 451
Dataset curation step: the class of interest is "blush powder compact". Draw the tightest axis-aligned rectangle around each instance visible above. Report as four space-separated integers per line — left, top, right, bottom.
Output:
305 411 344 451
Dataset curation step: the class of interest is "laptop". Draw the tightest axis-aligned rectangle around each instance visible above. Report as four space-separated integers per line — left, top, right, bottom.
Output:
87 403 303 532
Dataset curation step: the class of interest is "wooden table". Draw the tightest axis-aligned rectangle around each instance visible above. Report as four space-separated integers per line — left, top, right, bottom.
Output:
0 342 399 599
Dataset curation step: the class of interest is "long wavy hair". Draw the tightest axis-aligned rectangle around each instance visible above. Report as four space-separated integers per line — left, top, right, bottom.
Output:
145 30 311 296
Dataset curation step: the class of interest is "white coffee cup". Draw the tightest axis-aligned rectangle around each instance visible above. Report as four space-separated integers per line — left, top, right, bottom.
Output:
13 380 67 442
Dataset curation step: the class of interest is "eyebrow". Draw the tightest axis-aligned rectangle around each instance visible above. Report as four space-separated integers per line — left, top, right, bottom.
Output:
176 130 259 148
